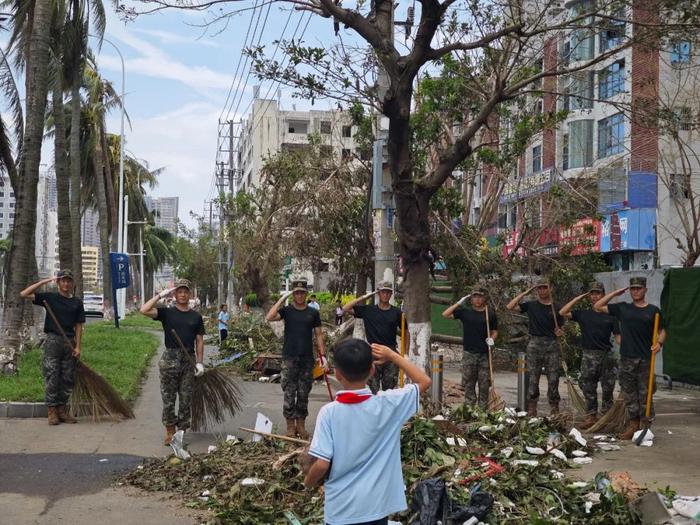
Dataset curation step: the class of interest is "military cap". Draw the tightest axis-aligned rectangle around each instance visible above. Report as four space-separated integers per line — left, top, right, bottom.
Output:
588 281 605 293
291 280 308 292
629 277 647 288
174 278 191 290
377 281 393 291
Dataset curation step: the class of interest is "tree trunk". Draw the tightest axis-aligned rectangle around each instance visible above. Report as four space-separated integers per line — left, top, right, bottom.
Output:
69 64 83 297
1 0 51 374
101 128 118 252
93 144 112 310
53 81 73 269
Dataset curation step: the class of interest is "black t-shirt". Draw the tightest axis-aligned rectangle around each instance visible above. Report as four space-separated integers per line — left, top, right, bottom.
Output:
520 300 565 337
353 304 402 349
607 302 663 360
155 307 205 353
571 309 620 351
279 304 322 358
453 307 498 354
34 292 86 338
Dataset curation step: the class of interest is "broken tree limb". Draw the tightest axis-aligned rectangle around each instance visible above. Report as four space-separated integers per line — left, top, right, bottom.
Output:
239 427 310 445
431 333 463 345
430 294 453 305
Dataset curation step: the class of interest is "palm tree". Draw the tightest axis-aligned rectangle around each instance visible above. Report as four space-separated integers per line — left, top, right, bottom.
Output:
0 0 53 374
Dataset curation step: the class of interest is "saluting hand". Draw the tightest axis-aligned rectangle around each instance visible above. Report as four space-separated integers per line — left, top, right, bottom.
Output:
371 343 395 365
612 287 628 297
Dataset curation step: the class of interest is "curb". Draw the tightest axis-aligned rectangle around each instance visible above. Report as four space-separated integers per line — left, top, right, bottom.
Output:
0 402 48 418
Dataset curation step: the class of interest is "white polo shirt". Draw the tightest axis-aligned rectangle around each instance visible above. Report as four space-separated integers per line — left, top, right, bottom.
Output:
308 384 420 525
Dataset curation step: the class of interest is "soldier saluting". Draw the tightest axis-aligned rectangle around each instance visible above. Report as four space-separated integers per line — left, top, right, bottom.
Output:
507 278 565 416
594 277 666 440
20 270 85 426
140 279 205 446
266 279 327 439
560 282 620 429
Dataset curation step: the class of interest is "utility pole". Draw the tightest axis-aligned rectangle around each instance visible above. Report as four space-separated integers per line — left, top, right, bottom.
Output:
226 119 236 311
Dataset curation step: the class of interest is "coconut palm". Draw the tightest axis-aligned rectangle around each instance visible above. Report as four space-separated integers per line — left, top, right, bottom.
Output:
0 0 53 374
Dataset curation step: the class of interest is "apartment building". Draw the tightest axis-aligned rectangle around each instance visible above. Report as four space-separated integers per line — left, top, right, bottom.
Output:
492 0 699 270
146 196 179 288
81 246 99 291
235 96 358 193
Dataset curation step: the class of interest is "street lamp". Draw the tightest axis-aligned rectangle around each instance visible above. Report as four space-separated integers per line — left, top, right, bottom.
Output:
93 34 126 319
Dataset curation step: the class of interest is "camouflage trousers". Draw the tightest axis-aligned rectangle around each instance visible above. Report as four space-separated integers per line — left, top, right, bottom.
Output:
461 352 490 409
619 356 656 421
159 347 195 429
527 336 561 403
368 354 399 394
580 349 618 415
43 333 76 407
281 356 314 419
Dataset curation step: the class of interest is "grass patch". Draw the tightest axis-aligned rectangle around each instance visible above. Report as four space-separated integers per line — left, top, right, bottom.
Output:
101 313 161 329
0 324 160 402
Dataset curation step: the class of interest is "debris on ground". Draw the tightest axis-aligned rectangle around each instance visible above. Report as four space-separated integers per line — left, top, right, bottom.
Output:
215 314 282 376
123 404 646 524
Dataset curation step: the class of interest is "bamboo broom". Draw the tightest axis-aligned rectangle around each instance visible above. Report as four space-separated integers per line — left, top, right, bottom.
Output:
551 301 587 415
485 305 505 411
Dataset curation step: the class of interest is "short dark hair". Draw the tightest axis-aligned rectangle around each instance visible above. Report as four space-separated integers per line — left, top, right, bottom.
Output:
333 338 372 381
310 294 317 299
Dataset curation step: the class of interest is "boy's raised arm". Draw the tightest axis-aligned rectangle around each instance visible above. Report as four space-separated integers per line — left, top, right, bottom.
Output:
371 344 431 393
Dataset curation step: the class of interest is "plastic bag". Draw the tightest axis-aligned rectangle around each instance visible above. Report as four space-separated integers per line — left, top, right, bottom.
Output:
410 478 446 525
449 492 494 522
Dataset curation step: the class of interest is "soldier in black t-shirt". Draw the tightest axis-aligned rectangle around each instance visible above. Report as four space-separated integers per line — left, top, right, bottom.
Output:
560 282 620 428
507 278 565 416
443 285 498 409
594 276 666 440
21 270 86 426
343 281 402 393
266 280 327 439
141 278 205 446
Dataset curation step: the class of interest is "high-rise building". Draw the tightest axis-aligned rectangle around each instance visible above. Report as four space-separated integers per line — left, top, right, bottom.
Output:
235 97 358 193
147 196 179 288
36 173 59 277
80 207 101 248
81 246 99 291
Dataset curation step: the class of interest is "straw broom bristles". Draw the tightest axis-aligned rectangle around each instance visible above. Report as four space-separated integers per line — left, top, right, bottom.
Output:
43 301 133 420
170 330 243 431
585 398 628 434
550 300 587 415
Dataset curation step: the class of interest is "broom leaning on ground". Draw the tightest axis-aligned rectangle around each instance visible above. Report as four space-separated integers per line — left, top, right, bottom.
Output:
550 301 587 416
170 329 243 431
43 301 134 420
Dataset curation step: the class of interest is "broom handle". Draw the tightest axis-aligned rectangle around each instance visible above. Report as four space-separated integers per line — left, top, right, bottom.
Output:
170 329 197 367
485 306 495 381
644 313 660 419
239 427 309 445
399 314 406 387
42 300 76 353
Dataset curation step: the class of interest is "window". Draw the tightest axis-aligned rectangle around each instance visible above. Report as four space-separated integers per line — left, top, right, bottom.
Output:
568 119 594 168
599 60 625 100
320 121 331 134
9 192 14 197
599 10 625 53
341 148 352 160
358 147 372 161
0 203 3 207
671 41 691 64
598 113 625 158
531 145 542 174
0 212 3 218
9 212 14 218
673 106 693 131
561 40 571 65
598 164 627 209
0 191 3 197
562 133 569 171
534 99 543 115
497 204 517 229
9 202 14 208
669 173 691 200
567 71 594 109
342 125 352 138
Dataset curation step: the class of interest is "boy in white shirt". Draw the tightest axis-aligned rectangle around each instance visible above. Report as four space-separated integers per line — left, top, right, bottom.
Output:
303 338 431 525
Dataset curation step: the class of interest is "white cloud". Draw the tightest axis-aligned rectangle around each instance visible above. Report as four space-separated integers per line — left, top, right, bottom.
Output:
130 27 222 48
106 102 222 227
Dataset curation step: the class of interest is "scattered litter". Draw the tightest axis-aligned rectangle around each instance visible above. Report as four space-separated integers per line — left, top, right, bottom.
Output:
251 412 273 443
572 450 588 457
569 428 587 447
516 411 528 417
584 501 594 514
525 446 545 455
225 434 239 443
500 447 513 458
258 376 271 383
527 417 542 425
505 418 516 424
548 449 567 462
432 414 446 421
609 471 644 502
672 496 700 520
445 436 467 447
203 475 213 481
550 470 565 479
633 428 654 446
593 435 608 441
169 430 191 460
569 481 588 488
512 459 539 467
201 490 210 496
667 430 673 435
505 407 517 417
99 458 108 463
573 457 593 465
207 445 218 454
478 425 493 432
596 443 621 451
136 465 144 470
241 478 265 487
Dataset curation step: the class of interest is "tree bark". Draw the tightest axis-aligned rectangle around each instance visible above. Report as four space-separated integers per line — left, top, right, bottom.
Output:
1 0 51 374
53 81 73 270
93 142 112 310
69 61 83 297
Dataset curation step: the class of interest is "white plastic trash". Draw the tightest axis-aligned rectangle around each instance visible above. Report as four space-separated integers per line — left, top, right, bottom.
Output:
632 428 654 446
526 446 545 455
572 450 588 457
241 478 265 486
573 457 593 465
672 496 700 520
170 430 191 460
548 449 567 462
207 445 218 454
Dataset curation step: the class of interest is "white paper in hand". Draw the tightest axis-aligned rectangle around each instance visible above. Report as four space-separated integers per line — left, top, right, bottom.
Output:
252 412 273 442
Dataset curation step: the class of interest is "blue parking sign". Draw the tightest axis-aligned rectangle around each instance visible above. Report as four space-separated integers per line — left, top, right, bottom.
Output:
110 253 130 289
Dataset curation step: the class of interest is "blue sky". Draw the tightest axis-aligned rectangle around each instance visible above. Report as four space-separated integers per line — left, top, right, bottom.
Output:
97 3 336 226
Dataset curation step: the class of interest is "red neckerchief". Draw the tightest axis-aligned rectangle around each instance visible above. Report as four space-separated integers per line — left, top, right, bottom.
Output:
335 391 373 404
